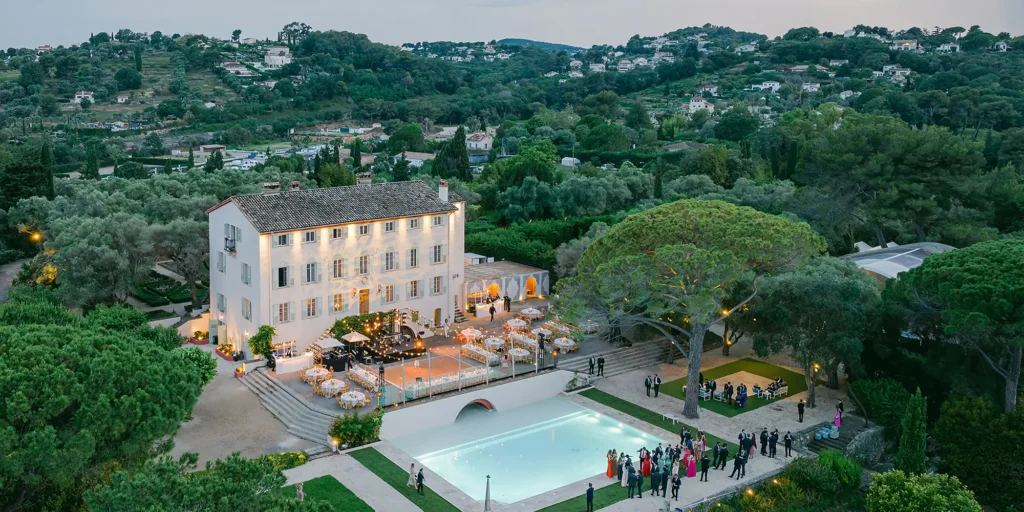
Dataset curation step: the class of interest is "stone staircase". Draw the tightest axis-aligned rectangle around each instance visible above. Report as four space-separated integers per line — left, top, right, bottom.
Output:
559 341 678 379
806 414 867 454
238 368 336 452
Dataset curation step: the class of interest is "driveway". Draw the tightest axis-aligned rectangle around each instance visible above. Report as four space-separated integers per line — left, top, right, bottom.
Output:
0 258 30 302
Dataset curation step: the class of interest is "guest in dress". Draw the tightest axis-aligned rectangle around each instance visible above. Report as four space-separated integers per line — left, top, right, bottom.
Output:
834 406 842 428
407 463 416 487
621 460 630 487
685 449 697 478
617 452 625 481
641 449 652 477
606 450 616 478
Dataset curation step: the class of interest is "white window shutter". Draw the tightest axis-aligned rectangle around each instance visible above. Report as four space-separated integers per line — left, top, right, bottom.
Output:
272 304 279 324
288 266 295 286
236 228 241 244
287 233 294 246
442 276 447 294
224 223 230 237
420 280 425 299
317 262 323 283
289 302 296 321
317 297 323 317
442 244 448 263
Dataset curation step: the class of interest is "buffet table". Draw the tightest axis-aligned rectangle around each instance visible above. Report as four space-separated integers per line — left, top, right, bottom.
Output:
275 352 314 375
462 343 499 366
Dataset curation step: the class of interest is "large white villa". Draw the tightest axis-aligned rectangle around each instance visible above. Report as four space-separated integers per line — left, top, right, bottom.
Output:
206 180 466 352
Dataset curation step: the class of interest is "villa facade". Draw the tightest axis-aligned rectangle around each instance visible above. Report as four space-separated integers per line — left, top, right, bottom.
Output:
207 180 465 352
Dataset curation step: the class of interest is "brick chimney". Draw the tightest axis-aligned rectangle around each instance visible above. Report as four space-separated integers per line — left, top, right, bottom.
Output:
289 181 301 192
262 182 281 195
438 180 449 202
356 172 372 186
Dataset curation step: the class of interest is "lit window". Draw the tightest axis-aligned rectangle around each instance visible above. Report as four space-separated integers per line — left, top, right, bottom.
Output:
409 280 420 299
278 303 291 323
432 276 443 295
384 285 396 303
332 293 345 313
305 298 319 318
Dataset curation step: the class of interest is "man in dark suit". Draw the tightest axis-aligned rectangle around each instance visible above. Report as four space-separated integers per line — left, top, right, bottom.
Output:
716 445 730 470
711 379 718 397
653 374 662 397
627 467 637 499
760 429 769 456
768 430 779 458
588 356 596 375
699 454 710 482
645 375 652 397
635 467 644 499
784 431 794 457
660 466 669 496
712 442 721 468
416 468 425 494
586 483 594 512
726 382 734 404
729 453 743 479
798 399 805 422
671 474 681 500
597 355 605 376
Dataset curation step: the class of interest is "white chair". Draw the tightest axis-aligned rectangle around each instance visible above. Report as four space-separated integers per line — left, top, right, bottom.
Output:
699 388 712 401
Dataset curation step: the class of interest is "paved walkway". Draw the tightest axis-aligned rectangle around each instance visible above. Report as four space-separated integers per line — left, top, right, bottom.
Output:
170 345 316 467
0 258 30 302
593 339 847 444
283 454 421 512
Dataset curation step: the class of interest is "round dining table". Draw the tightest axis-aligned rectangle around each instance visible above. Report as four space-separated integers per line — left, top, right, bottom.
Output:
461 328 483 340
521 307 542 319
305 367 329 381
339 391 367 408
531 328 553 338
321 378 347 395
508 347 532 363
485 337 505 350
506 318 527 329
553 337 577 351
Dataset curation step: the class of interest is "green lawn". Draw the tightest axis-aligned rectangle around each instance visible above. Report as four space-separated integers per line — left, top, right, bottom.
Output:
349 447 460 512
0 70 19 83
661 358 808 417
579 389 739 453
280 475 373 511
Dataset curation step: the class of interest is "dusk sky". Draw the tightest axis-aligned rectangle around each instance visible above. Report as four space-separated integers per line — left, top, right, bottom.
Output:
2 0 1022 49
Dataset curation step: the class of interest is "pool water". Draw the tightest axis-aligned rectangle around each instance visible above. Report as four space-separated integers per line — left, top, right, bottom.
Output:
390 397 664 504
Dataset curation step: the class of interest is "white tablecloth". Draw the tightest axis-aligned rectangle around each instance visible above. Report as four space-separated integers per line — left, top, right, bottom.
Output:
339 391 366 408
510 332 538 350
506 319 527 329
321 378 346 395
305 367 329 380
522 308 542 318
485 337 505 350
531 328 552 338
461 328 482 339
275 352 314 375
508 347 532 363
554 337 577 351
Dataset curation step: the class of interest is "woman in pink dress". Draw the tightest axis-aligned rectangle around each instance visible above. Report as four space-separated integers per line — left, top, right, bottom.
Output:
834 406 842 428
686 449 697 478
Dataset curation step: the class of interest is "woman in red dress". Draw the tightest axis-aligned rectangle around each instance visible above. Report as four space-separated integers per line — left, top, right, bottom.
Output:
641 448 652 476
606 450 616 478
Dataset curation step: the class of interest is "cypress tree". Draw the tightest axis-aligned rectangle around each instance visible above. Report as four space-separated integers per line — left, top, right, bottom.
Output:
39 141 55 199
654 157 664 199
163 159 172 174
134 46 143 72
187 147 195 169
350 140 362 169
895 388 927 475
84 145 100 180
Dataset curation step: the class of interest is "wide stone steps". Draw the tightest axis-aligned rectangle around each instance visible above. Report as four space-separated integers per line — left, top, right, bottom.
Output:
806 416 866 454
239 369 336 447
560 341 677 379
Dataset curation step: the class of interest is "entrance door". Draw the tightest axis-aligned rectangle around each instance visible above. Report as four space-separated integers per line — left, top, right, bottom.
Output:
359 289 370 314
434 308 441 326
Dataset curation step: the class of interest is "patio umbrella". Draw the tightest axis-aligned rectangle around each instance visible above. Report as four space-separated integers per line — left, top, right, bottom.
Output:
342 332 370 343
484 475 491 511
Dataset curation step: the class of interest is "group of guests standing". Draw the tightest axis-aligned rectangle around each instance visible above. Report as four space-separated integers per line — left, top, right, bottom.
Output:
605 430 718 501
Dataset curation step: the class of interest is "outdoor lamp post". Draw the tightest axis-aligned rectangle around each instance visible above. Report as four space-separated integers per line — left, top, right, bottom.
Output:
377 362 386 409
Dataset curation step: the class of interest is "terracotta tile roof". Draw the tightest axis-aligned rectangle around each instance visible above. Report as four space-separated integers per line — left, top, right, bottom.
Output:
212 181 461 233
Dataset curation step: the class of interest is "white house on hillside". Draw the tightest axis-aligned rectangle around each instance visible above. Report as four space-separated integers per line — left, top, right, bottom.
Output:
688 96 714 113
72 91 95 104
937 43 961 53
207 180 466 353
589 63 606 72
751 81 781 93
466 133 493 151
891 39 919 51
265 47 292 67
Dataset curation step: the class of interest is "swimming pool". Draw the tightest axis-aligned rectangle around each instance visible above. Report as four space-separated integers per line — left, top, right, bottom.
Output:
390 397 665 504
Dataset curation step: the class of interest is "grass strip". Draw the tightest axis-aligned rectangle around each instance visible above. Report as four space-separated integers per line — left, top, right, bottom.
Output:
280 475 373 512
579 388 739 453
349 447 460 512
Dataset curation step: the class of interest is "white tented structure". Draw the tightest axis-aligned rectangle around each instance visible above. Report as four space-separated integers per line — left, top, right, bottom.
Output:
464 261 549 308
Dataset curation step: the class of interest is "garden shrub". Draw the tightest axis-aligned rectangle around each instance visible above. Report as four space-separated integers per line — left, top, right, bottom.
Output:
329 409 384 448
83 304 148 331
247 325 276 360
817 449 863 490
266 451 308 471
866 470 981 512
934 395 1024 511
330 311 393 340
784 457 839 495
851 377 911 442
